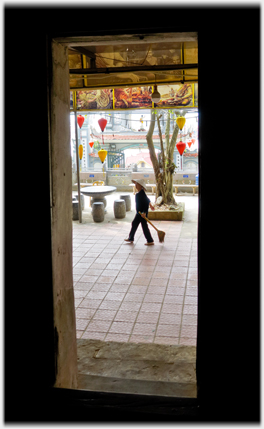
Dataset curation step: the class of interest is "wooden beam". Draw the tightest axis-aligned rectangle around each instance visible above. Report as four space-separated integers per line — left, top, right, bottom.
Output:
56 32 198 46
69 63 198 75
70 46 96 59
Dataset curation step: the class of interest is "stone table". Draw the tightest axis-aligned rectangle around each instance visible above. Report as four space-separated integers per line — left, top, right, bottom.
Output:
80 185 117 213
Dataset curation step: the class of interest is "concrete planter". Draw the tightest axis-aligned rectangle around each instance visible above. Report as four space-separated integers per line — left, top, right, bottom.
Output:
148 203 185 221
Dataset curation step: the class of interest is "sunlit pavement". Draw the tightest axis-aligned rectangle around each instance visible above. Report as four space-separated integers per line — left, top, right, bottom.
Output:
72 191 198 346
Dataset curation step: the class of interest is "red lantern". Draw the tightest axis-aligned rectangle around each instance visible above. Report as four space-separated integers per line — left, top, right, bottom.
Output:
89 141 94 148
98 118 107 145
187 141 192 148
176 141 186 155
98 118 107 132
77 115 85 129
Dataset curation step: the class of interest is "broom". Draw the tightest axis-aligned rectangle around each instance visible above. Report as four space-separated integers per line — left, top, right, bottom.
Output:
138 212 166 243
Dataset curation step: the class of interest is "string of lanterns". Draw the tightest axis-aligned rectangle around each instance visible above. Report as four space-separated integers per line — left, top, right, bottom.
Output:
77 113 196 168
77 115 108 164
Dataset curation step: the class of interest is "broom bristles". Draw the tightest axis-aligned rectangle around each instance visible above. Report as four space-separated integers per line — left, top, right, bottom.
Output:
157 230 166 243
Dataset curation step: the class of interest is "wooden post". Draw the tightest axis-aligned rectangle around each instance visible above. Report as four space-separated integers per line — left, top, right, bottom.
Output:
74 112 82 223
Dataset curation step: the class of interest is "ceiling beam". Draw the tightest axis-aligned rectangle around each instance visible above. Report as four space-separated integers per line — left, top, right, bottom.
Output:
69 63 198 75
56 32 198 46
69 46 96 59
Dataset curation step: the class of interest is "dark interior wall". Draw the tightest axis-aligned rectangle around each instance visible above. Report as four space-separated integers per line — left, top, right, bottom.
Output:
4 6 260 422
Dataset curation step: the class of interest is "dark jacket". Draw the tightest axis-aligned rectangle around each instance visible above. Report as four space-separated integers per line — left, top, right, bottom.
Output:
135 189 150 216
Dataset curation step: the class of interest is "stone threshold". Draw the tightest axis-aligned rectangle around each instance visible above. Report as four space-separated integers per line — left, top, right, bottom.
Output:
77 338 197 398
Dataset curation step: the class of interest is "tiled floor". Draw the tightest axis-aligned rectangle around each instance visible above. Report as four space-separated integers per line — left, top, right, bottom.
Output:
73 192 198 346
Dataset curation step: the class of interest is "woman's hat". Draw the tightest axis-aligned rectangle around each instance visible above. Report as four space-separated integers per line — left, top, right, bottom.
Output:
132 178 147 191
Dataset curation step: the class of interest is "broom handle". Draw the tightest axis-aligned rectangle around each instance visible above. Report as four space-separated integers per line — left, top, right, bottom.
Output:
138 211 159 232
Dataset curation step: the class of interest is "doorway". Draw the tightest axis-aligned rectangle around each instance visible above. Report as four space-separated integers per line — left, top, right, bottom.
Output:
49 32 198 395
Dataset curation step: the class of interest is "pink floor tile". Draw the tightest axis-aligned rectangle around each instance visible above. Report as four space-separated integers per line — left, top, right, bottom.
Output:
137 265 155 272
99 300 121 310
82 331 106 340
79 298 103 308
85 319 112 332
109 321 134 334
123 293 145 302
105 292 126 301
187 280 197 288
185 287 197 296
161 303 182 314
129 335 154 343
140 302 162 312
91 283 112 292
182 314 198 325
136 312 160 324
74 290 89 299
181 325 197 338
93 309 118 320
146 286 166 294
132 277 151 285
113 277 132 285
76 319 90 330
183 305 198 315
153 271 170 279
158 313 182 324
184 295 197 305
119 301 141 312
114 310 138 322
154 336 179 345
86 291 108 300
149 278 168 286
166 286 185 295
75 307 96 319
110 284 130 293
128 285 148 294
164 295 184 304
132 323 157 335
143 293 164 304
156 324 180 337
170 272 187 280
96 276 115 284
167 279 186 287
188 273 198 280
105 333 129 342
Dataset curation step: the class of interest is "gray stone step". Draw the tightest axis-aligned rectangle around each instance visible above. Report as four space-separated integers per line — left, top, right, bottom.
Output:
77 339 197 398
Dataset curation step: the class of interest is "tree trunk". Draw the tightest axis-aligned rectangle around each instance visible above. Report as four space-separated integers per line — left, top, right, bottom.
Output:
146 110 165 201
146 109 180 205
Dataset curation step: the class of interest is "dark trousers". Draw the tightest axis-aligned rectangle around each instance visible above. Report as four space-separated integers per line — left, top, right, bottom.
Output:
128 213 154 243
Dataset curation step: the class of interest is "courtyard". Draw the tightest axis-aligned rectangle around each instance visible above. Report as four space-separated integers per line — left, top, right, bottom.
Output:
72 191 198 346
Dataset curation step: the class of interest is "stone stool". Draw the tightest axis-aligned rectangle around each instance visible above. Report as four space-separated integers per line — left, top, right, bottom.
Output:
92 202 105 223
114 199 126 219
91 197 107 212
119 194 131 211
74 193 84 209
72 200 79 220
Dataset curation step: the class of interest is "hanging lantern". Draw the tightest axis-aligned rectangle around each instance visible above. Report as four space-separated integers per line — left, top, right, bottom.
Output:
176 116 186 130
89 141 94 148
176 140 186 155
98 118 107 145
98 149 107 164
187 141 192 149
98 118 107 132
77 115 85 129
78 144 83 160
